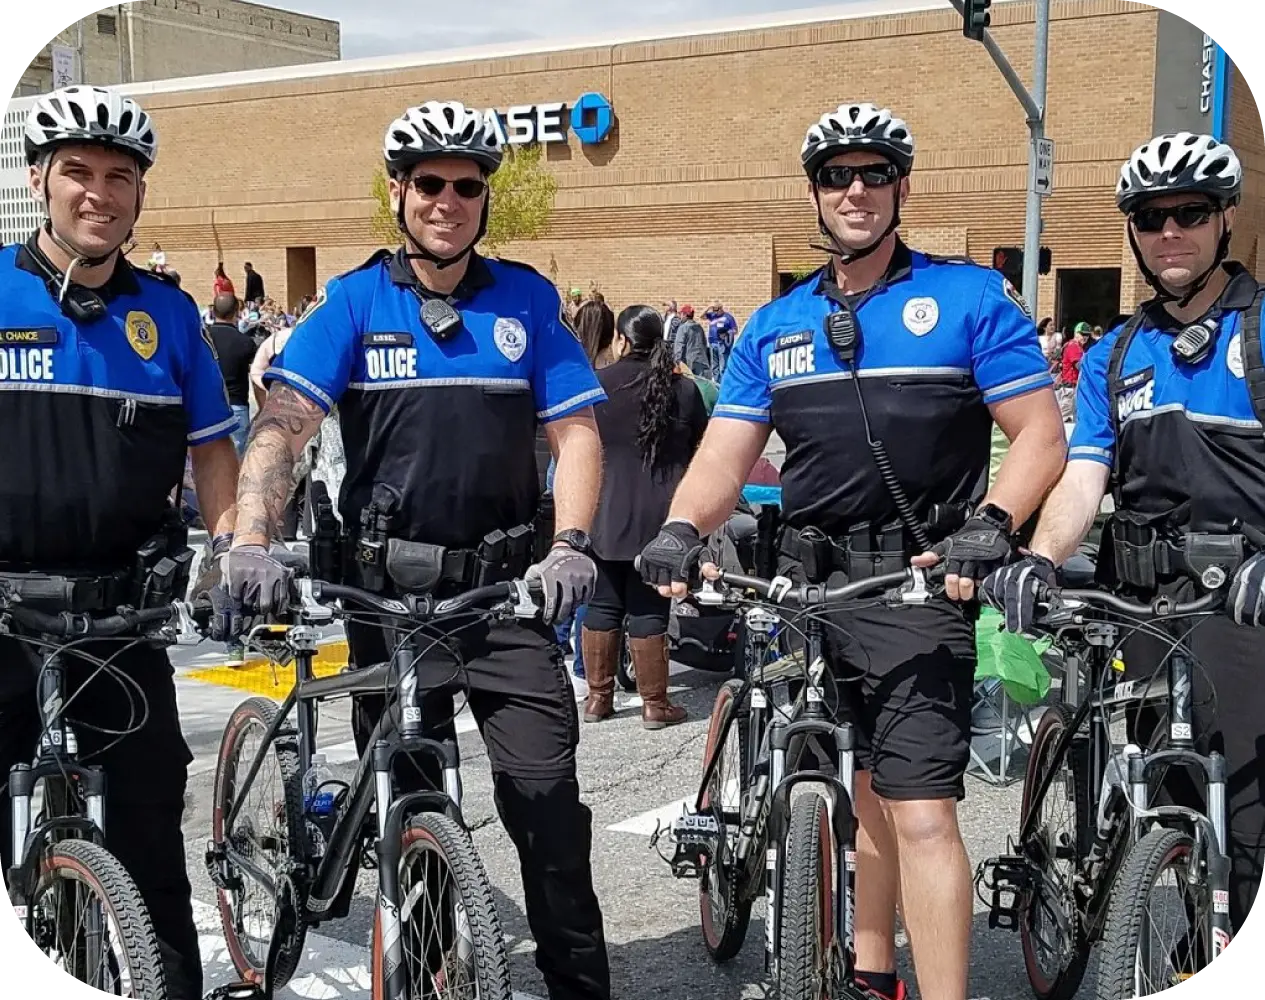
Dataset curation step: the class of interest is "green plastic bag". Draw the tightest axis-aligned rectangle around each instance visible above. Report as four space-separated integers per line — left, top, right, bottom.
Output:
975 607 1052 706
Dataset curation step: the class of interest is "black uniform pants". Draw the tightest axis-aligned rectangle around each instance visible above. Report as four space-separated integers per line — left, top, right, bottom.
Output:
1122 611 1265 931
346 615 611 1000
584 556 671 637
0 637 201 999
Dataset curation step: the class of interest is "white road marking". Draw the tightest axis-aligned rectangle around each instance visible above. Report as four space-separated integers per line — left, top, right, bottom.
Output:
194 900 542 999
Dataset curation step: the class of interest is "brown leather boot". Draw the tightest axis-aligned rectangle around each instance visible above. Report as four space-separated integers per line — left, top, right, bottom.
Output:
581 627 620 723
630 633 687 730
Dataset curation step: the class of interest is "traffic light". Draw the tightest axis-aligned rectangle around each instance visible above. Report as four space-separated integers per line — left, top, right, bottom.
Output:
992 246 1053 279
963 0 992 41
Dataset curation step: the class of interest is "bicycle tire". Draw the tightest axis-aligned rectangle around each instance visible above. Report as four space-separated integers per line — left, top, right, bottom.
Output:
371 812 512 1000
1096 827 1211 999
33 839 167 997
212 696 307 989
698 678 754 962
1019 702 1092 1000
778 791 839 1000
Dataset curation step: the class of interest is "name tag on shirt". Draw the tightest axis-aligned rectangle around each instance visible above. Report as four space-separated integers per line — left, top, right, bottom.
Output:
0 327 59 345
362 332 415 347
775 330 814 350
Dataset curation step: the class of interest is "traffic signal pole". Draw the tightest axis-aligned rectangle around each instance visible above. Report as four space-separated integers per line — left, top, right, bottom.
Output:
951 0 1051 319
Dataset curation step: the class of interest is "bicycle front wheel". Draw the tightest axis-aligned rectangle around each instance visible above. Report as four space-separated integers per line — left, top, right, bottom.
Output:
1096 827 1214 998
29 839 167 997
778 791 842 1000
698 678 753 962
372 812 513 1000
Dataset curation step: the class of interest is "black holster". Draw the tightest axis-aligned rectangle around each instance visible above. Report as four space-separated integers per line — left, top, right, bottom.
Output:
1104 511 1247 592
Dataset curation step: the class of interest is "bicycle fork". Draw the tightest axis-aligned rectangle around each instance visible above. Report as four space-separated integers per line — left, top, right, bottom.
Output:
376 646 466 1000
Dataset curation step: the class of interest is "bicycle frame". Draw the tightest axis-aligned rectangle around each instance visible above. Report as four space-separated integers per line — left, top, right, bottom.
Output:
6 647 112 990
209 621 470 1000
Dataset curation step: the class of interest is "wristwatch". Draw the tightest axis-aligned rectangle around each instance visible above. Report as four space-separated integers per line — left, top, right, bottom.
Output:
973 503 1014 534
553 528 593 554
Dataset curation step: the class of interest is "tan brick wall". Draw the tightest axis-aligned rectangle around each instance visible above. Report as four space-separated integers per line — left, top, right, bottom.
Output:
1227 64 1265 280
15 1 338 96
128 0 1214 316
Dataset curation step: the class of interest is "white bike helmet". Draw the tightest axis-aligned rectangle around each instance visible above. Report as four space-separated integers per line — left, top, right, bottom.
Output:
801 103 915 178
384 100 503 177
24 86 157 171
1116 132 1241 214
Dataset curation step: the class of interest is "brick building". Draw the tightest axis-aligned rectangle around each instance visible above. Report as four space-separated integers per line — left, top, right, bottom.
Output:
3 0 1261 328
14 1 340 97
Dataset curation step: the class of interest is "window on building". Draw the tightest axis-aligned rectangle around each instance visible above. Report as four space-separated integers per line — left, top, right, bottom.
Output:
97 13 117 35
1056 268 1123 331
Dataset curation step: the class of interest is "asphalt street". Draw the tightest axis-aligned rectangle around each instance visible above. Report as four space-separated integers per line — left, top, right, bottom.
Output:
171 631 1068 1000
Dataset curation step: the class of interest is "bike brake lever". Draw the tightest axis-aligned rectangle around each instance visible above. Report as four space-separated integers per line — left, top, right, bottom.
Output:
695 578 726 607
510 578 539 619
297 579 335 623
900 565 933 605
172 601 202 645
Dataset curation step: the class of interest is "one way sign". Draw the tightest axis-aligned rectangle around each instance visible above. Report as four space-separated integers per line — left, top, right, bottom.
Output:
1031 137 1054 197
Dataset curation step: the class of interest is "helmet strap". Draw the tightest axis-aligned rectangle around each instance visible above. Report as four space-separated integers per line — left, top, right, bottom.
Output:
37 151 139 275
394 184 488 272
808 182 902 265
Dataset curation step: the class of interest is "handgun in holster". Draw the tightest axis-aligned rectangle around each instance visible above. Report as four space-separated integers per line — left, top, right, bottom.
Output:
132 529 190 609
309 480 344 584
532 492 556 564
798 526 832 583
357 484 402 593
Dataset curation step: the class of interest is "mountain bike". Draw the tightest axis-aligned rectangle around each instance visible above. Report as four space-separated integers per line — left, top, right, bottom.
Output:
0 582 208 997
976 586 1233 999
205 575 543 1000
653 565 939 999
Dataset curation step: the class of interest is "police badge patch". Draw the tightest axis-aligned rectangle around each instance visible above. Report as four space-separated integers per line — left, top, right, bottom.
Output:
494 317 528 362
1002 279 1032 319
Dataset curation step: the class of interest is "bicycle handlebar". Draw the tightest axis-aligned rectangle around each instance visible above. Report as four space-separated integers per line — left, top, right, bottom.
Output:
1042 587 1223 619
699 565 941 608
1 599 215 640
297 578 544 622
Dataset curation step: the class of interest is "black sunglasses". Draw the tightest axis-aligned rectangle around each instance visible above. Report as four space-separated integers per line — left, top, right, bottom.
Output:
1130 202 1219 234
815 162 901 191
409 174 488 199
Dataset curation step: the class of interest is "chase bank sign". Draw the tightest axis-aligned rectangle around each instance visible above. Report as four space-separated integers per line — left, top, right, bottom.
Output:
484 92 614 147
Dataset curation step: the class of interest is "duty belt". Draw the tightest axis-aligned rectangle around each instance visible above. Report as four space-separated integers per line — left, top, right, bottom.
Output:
0 568 135 615
779 503 970 584
1106 516 1248 592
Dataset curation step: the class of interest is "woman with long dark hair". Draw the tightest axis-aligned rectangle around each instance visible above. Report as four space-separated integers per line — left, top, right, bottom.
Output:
582 305 708 729
573 298 615 367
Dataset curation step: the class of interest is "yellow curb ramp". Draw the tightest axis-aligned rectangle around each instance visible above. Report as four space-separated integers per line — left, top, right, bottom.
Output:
189 639 350 697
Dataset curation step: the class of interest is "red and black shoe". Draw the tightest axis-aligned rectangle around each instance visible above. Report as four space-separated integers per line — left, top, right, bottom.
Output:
854 973 909 1000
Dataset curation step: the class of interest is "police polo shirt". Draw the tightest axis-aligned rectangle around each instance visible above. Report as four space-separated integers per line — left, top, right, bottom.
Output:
0 236 235 570
1069 263 1265 532
266 249 605 549
715 241 1052 532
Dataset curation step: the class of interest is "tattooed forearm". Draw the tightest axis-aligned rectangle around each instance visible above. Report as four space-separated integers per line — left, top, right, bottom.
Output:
234 384 325 546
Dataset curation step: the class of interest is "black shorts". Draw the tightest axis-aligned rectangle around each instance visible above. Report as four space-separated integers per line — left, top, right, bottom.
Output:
779 556 977 802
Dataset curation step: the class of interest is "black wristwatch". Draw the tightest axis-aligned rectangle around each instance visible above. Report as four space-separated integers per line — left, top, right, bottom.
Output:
973 503 1014 534
553 528 593 554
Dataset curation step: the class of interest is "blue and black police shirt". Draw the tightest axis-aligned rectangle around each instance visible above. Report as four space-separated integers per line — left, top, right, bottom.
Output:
1069 263 1265 532
266 250 604 549
715 240 1053 533
0 234 235 570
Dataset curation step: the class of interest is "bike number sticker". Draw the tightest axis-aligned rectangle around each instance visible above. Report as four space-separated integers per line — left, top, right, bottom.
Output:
807 686 824 704
1214 889 1230 914
403 706 422 724
751 688 768 709
845 850 857 872
1171 723 1193 740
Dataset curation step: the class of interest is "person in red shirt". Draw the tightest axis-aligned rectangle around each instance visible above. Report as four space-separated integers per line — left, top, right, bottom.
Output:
1060 322 1091 386
212 261 234 298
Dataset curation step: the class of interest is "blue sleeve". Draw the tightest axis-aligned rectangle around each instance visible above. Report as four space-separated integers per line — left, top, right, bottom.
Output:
1067 338 1114 466
532 285 606 422
714 317 770 422
264 279 358 413
970 272 1055 405
182 302 237 446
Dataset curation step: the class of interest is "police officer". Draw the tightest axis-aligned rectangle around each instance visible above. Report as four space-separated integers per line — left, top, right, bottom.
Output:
0 86 242 998
638 103 1066 1000
986 133 1264 941
225 101 610 1000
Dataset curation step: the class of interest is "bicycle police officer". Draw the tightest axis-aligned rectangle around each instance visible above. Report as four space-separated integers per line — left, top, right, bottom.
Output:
224 101 611 1000
986 132 1265 937
639 103 1066 1000
0 86 242 998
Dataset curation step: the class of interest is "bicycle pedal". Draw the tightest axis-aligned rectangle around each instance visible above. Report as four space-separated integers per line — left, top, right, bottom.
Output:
204 841 241 893
975 855 1032 932
203 982 265 1000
